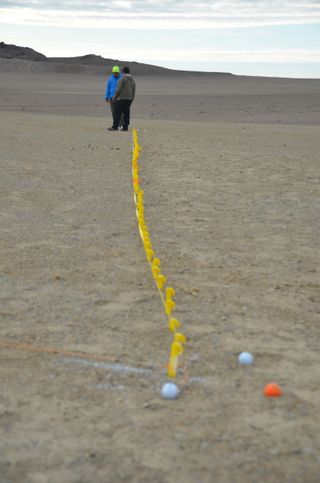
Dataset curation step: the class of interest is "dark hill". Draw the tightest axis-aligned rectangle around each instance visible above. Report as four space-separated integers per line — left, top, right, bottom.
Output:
0 41 47 61
0 41 232 77
48 53 174 75
50 54 119 66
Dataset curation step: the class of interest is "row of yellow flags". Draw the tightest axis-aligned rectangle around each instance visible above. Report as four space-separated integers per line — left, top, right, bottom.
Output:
131 129 186 379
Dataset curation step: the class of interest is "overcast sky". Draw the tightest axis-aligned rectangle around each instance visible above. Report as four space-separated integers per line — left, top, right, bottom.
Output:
1 0 320 77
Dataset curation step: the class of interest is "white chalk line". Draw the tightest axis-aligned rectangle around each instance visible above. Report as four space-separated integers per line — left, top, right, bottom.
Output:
54 356 207 391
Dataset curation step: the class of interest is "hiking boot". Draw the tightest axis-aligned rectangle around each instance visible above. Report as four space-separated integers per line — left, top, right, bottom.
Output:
107 127 117 131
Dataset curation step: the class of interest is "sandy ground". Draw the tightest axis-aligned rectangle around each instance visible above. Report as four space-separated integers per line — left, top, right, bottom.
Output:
1 71 320 124
1 72 320 483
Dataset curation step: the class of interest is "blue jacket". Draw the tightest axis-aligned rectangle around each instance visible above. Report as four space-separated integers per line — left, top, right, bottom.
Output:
105 74 122 100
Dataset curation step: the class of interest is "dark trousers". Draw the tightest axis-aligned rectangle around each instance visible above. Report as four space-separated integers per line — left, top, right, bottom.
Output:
113 100 132 130
110 101 124 127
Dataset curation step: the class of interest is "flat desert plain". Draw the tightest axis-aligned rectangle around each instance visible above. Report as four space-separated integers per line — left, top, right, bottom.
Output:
0 70 320 483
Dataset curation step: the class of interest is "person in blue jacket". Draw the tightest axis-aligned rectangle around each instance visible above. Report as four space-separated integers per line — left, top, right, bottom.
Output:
105 65 122 128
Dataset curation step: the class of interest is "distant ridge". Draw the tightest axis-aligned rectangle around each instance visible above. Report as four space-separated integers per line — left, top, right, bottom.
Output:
0 41 233 77
50 54 122 66
0 41 47 61
48 53 175 75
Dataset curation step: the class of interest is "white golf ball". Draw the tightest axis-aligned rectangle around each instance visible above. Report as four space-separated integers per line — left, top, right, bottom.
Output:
238 352 254 365
161 382 180 399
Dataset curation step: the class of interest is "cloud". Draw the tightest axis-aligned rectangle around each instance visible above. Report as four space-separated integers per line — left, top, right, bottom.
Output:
1 0 320 28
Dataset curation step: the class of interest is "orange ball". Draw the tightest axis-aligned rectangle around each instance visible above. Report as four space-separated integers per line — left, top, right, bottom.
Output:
263 383 283 398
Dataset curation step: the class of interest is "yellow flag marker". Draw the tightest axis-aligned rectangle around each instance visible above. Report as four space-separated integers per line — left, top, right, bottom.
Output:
146 249 154 262
152 266 160 279
144 242 152 252
174 332 186 344
168 318 181 332
152 258 161 268
156 274 166 290
166 287 175 299
165 298 176 316
167 341 184 378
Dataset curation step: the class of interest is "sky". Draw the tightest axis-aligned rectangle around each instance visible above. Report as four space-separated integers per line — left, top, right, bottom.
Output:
1 0 320 78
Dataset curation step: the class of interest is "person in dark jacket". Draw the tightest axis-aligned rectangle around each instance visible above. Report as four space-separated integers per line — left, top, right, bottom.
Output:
105 65 122 127
108 67 136 132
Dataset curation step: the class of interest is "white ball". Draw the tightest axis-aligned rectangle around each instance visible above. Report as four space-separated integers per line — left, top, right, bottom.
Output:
238 352 254 365
161 382 180 399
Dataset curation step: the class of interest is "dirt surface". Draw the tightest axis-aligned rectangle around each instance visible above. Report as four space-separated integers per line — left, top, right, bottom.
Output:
1 71 320 125
0 73 320 482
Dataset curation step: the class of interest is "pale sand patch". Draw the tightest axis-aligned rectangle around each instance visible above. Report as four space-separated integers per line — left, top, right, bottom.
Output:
1 111 319 482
